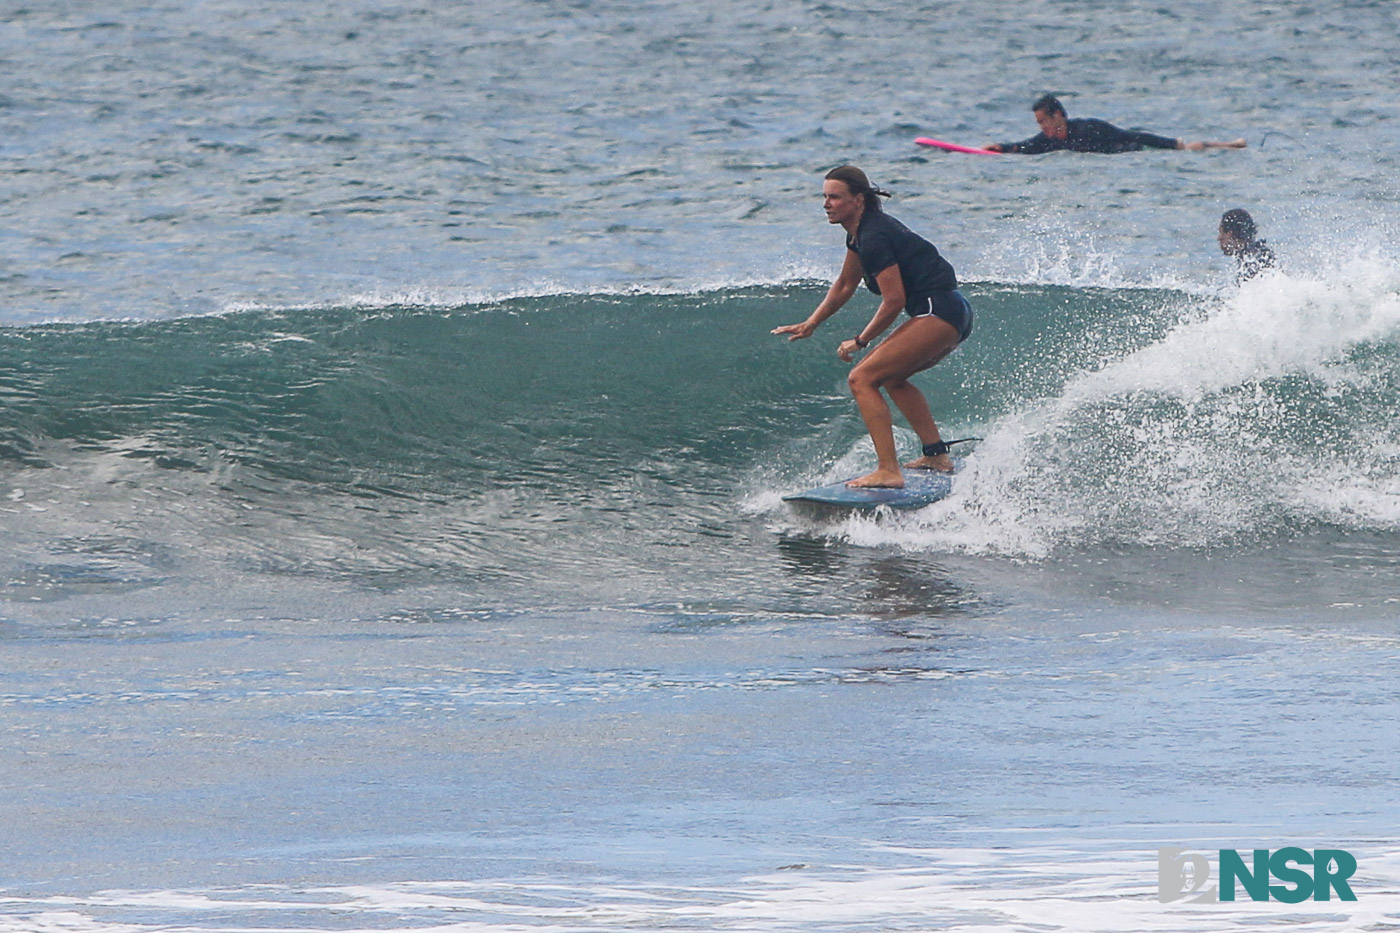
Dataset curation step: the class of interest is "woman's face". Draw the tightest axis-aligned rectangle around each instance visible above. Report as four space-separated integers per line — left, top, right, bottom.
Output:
823 179 863 225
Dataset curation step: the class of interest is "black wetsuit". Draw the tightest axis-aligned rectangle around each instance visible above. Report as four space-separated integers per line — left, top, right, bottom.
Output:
847 210 972 340
1233 241 1276 282
998 117 1179 154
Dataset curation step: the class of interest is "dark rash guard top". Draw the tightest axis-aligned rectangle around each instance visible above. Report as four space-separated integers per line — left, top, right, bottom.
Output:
1234 241 1277 282
846 210 957 301
999 117 1179 154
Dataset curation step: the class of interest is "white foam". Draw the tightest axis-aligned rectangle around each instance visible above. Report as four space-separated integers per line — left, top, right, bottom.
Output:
820 256 1400 556
1072 259 1400 400
4 843 1399 932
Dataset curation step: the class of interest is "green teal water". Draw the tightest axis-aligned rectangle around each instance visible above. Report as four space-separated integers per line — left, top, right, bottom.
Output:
3 278 1400 611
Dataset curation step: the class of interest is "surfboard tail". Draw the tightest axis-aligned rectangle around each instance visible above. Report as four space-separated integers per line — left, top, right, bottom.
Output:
783 468 956 513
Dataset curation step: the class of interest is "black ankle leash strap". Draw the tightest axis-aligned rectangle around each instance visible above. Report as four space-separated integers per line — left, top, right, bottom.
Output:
922 437 981 457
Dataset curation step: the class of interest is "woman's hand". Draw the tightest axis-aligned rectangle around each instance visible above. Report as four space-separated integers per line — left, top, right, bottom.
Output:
771 320 817 341
837 338 863 362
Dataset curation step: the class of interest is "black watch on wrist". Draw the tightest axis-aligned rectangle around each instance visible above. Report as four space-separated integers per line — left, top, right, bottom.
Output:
853 334 869 349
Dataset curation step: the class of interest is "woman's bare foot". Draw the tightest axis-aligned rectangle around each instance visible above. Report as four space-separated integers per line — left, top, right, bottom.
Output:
903 453 954 472
846 468 905 488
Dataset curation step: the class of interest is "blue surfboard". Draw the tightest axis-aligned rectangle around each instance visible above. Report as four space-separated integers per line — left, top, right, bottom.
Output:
783 468 954 513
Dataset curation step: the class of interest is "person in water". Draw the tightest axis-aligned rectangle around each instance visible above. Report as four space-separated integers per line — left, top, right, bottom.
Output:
984 94 1247 154
772 165 973 489
1218 208 1276 281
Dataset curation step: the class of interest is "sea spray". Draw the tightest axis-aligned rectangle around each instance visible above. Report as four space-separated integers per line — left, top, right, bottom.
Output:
860 259 1400 555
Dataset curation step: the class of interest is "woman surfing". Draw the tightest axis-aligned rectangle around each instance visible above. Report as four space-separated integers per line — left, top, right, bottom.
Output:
772 165 973 488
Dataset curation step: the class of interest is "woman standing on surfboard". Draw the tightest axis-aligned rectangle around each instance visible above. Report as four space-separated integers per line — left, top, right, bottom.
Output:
772 165 972 489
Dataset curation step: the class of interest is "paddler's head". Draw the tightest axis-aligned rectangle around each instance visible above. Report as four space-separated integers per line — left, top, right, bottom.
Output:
1032 94 1069 140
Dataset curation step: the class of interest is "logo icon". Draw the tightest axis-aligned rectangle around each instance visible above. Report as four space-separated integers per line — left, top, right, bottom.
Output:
1159 847 1217 903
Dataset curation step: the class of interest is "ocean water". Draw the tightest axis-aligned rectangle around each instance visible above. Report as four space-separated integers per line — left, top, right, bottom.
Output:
4 1 1400 931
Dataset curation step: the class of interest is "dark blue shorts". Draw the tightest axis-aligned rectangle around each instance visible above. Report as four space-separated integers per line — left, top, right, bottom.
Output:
906 289 973 342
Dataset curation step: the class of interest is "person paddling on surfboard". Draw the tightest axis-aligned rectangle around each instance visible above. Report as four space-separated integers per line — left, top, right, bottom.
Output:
771 165 973 489
983 94 1247 154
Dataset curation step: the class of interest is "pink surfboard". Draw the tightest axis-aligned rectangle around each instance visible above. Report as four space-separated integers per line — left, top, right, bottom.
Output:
914 136 1001 155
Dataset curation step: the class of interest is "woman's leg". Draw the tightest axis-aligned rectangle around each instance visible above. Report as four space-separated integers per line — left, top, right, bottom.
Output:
884 379 955 472
845 316 961 487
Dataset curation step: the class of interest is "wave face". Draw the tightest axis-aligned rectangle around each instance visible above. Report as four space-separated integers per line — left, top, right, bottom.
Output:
0 288 845 605
3 267 1400 604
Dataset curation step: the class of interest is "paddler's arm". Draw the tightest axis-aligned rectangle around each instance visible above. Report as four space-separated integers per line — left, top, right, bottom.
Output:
771 249 863 341
984 133 1047 154
1180 138 1248 151
837 264 904 362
